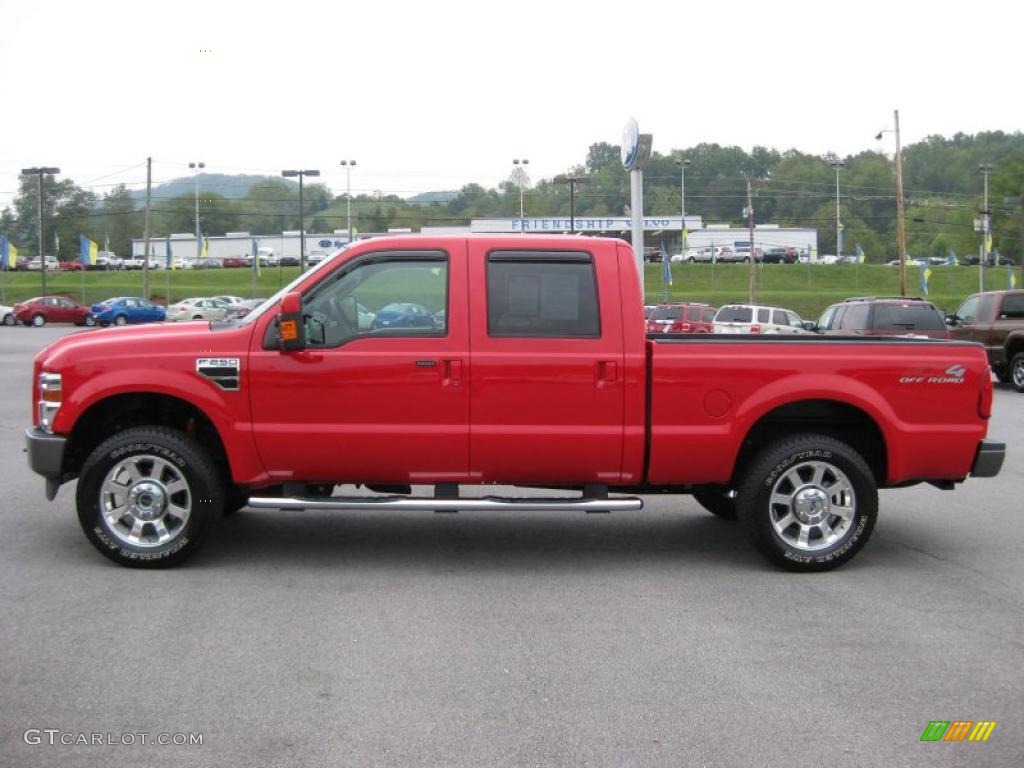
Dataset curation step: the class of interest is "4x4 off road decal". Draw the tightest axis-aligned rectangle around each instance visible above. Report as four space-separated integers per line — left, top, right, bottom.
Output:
899 364 967 385
195 358 241 391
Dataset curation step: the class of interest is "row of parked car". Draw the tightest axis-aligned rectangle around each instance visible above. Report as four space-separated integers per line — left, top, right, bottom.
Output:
643 290 1024 392
0 294 265 327
645 296 956 339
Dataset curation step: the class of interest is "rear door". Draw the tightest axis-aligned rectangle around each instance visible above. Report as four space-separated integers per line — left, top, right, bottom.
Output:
466 243 624 484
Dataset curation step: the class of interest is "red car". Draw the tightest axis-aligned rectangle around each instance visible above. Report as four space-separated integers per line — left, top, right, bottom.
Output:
645 302 716 333
58 260 86 272
222 257 249 268
13 296 95 327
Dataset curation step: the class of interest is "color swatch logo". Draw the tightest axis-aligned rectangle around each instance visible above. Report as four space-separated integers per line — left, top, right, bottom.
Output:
920 721 997 742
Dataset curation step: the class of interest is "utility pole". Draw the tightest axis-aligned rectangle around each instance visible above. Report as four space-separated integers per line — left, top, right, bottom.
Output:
340 160 356 243
979 164 993 292
20 167 60 295
830 158 845 260
676 158 690 252
282 169 320 271
745 179 756 303
894 110 908 297
142 157 152 300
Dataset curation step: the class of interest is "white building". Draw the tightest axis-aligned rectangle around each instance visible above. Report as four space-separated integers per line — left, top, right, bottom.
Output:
131 231 353 262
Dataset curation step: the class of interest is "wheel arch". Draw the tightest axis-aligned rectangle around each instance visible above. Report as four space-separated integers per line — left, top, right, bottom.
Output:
62 393 231 487
734 398 889 487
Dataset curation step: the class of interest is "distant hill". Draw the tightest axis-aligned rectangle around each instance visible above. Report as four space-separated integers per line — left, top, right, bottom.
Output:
407 190 459 204
129 174 297 205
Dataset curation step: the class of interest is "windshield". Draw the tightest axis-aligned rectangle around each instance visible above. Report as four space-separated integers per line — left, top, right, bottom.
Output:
227 246 351 326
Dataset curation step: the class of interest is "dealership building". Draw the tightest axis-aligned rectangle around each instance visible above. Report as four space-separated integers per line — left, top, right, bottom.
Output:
133 217 818 262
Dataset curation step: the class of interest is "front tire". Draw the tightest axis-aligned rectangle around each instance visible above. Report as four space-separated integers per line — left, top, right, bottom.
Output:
736 434 877 571
76 427 223 567
2 313 13 326
31 314 45 327
114 315 128 326
84 315 96 327
1011 352 1024 393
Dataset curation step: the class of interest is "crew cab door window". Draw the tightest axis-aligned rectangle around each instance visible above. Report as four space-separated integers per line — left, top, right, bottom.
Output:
1001 294 1024 318
485 253 599 337
302 253 447 347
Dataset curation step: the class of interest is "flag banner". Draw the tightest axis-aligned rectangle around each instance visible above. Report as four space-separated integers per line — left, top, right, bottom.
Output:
166 235 173 269
948 249 957 265
1 236 18 269
1009 264 1017 289
920 263 932 295
200 235 208 259
660 242 672 287
79 235 98 266
54 231 60 258
252 238 261 278
985 233 993 255
855 245 865 264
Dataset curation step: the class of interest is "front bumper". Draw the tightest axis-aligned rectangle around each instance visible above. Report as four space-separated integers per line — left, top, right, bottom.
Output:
25 428 66 500
971 439 1006 478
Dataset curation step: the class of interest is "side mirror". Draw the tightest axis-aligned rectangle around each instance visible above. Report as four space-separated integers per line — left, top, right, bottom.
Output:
803 321 817 332
945 314 960 327
277 291 306 351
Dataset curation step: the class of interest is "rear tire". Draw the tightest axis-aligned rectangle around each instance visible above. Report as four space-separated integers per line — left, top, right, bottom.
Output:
114 315 128 326
2 313 13 326
737 434 877 571
76 427 223 567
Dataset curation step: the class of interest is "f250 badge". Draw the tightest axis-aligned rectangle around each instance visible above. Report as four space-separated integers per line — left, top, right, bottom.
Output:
195 358 241 391
899 364 966 385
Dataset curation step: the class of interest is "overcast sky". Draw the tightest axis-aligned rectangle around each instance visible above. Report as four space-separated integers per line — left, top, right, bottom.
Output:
1 0 1020 210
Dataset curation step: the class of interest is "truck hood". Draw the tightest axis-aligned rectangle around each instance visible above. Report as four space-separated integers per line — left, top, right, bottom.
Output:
35 321 246 370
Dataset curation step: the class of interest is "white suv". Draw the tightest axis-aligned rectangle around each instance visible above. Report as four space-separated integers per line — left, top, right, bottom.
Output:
713 304 811 335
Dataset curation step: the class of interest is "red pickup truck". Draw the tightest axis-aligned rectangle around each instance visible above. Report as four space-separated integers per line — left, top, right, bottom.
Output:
26 235 1005 571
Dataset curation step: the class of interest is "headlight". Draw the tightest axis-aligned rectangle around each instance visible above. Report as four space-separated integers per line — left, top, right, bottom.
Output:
38 372 62 433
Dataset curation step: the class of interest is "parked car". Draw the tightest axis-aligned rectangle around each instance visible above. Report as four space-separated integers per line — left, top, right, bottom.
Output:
713 304 811 335
166 298 233 322
25 256 59 271
278 256 300 267
946 289 1024 390
90 297 166 326
222 257 248 269
645 303 716 334
58 260 86 272
93 251 122 271
762 247 798 264
1 303 15 326
211 295 246 306
673 246 724 263
371 302 437 330
223 299 267 320
13 296 96 327
814 297 949 339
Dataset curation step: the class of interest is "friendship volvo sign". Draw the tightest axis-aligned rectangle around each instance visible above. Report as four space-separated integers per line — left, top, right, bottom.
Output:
472 216 700 234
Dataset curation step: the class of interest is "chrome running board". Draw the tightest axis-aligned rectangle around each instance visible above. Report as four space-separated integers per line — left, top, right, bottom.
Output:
246 495 643 513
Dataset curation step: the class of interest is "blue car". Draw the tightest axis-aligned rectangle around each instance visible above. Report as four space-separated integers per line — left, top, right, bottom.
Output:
370 302 438 331
91 297 166 326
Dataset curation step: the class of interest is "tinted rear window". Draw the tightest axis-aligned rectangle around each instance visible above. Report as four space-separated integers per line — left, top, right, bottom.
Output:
716 307 752 323
651 306 683 321
874 304 945 330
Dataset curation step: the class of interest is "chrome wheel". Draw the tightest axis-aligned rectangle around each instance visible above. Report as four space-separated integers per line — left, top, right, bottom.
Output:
114 315 128 326
767 460 855 552
1013 356 1024 388
99 454 192 548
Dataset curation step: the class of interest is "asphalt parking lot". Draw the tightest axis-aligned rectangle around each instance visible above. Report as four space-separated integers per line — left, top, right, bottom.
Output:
1 326 1021 768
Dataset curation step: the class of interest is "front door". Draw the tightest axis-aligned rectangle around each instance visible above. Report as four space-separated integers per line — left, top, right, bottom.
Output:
248 245 469 484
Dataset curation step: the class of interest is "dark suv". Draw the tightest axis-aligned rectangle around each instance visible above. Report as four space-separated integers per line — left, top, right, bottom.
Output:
815 297 950 339
946 289 1024 391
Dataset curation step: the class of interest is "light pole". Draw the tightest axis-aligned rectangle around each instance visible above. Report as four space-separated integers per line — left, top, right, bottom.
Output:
512 158 529 233
188 161 205 263
340 160 356 243
554 175 589 233
978 164 994 292
20 167 60 295
282 169 320 270
676 157 690 251
830 158 845 260
876 110 908 295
